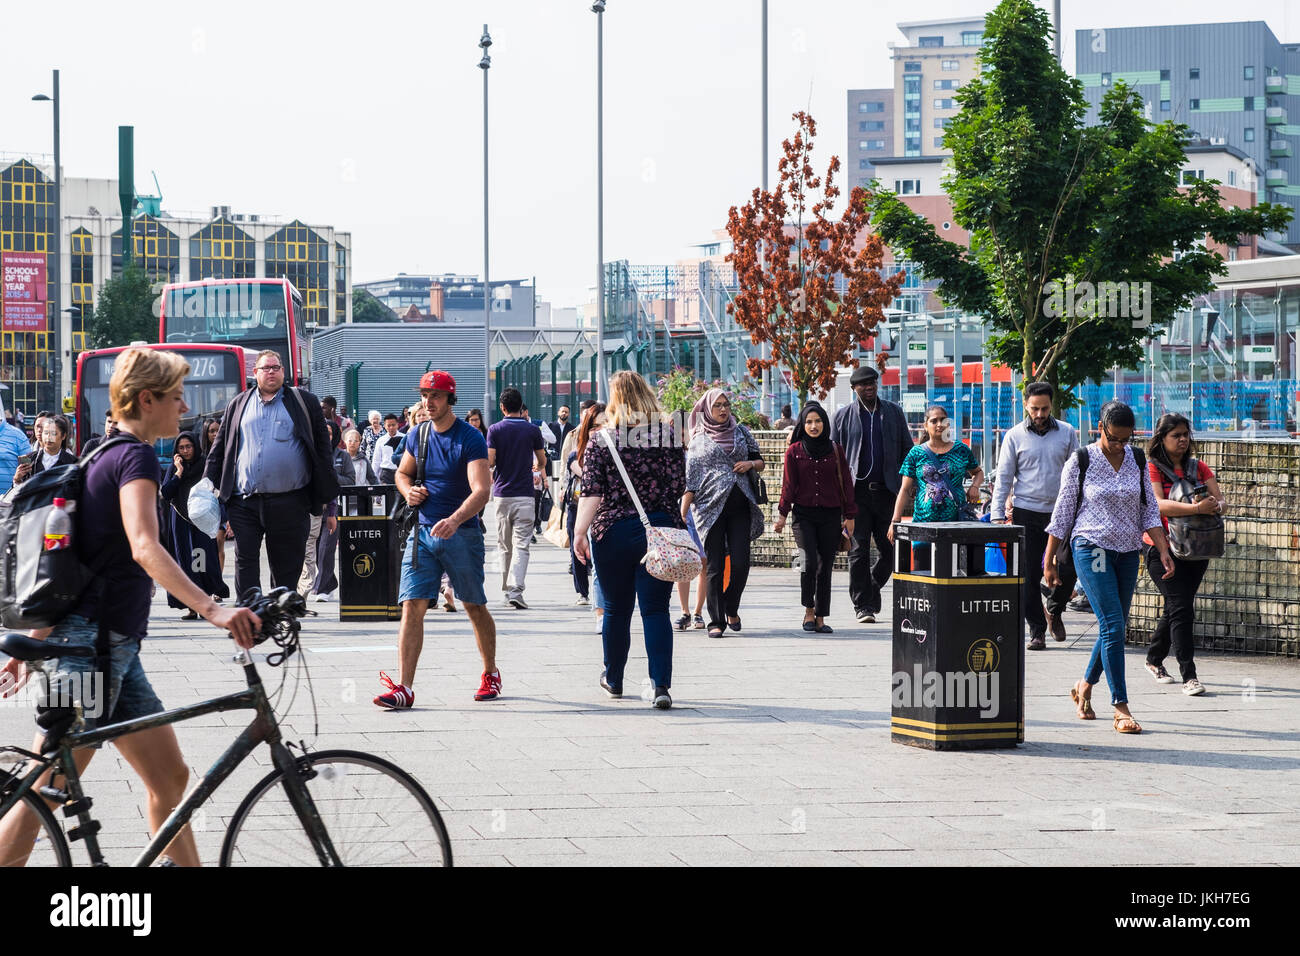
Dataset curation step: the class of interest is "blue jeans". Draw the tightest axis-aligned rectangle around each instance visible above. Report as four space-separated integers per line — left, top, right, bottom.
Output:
1071 539 1141 705
590 512 674 690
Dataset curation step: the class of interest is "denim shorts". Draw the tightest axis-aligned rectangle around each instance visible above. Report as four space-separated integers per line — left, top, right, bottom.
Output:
44 615 164 737
398 525 488 606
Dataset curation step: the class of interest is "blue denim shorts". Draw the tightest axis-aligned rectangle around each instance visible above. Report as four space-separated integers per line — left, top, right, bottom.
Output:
399 525 488 606
44 615 164 737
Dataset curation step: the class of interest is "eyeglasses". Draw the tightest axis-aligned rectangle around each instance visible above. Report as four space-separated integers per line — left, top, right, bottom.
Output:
255 364 282 373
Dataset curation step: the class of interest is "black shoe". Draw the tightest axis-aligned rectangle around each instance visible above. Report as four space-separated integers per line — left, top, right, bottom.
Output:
180 610 199 621
1047 611 1067 642
728 617 742 632
600 669 622 698
1027 633 1047 651
816 624 834 634
652 685 672 709
802 620 818 632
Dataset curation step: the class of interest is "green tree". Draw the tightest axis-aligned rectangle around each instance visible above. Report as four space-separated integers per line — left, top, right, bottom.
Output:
87 264 157 349
352 288 396 323
866 0 1291 408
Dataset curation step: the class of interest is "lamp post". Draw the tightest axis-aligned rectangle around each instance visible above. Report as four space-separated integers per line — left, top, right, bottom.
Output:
760 0 772 418
479 26 493 421
32 70 62 412
593 0 607 402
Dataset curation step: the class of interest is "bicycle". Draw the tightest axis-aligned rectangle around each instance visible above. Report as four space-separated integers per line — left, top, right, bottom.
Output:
0 588 452 867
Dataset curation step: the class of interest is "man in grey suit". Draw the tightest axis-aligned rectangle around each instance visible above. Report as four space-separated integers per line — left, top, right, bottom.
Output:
831 365 913 623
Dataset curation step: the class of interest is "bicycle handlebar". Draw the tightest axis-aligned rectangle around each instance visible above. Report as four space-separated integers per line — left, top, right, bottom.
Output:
234 587 313 667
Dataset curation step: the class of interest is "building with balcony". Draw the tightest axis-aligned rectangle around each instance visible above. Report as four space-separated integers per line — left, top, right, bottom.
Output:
1074 20 1300 248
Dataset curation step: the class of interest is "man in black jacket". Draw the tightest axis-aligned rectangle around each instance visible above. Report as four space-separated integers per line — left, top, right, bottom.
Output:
204 349 340 597
831 365 912 623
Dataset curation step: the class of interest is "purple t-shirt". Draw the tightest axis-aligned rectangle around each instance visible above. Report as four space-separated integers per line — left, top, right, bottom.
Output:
487 417 544 498
73 436 161 641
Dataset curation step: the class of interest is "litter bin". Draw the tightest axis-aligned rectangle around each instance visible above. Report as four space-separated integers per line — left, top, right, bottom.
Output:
338 484 402 622
890 521 1026 750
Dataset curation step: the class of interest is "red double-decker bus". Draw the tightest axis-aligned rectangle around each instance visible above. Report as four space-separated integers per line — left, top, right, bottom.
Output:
74 343 255 455
158 277 309 387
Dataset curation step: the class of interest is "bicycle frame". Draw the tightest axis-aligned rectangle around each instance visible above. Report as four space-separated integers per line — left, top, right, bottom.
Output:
1 651 341 866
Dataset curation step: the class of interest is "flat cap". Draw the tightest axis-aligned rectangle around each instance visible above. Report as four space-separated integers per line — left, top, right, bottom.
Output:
849 365 879 385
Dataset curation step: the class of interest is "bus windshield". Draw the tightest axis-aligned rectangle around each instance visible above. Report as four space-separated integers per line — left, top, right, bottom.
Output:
162 283 289 344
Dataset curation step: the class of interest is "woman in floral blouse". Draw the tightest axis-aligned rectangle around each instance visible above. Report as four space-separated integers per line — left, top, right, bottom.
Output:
574 372 686 710
1045 401 1175 735
682 388 766 639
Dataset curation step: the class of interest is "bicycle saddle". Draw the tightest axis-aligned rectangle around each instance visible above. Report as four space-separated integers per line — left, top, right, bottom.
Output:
0 633 94 662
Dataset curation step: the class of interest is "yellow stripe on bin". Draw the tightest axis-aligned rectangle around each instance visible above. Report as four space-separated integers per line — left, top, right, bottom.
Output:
891 716 1023 731
891 724 1022 742
892 574 1022 586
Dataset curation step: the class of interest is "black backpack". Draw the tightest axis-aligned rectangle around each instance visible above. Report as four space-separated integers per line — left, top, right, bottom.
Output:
389 422 431 568
1152 457 1224 560
0 436 134 629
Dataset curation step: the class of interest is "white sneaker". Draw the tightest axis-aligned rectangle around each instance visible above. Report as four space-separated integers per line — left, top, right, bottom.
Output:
575 596 591 606
314 592 335 603
1183 678 1206 696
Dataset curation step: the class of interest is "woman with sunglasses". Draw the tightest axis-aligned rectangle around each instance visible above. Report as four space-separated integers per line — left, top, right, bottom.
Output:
1044 401 1175 734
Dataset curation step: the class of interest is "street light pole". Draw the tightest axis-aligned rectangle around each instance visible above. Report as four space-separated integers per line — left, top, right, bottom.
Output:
480 26 493 421
593 0 607 402
33 70 62 411
760 0 772 418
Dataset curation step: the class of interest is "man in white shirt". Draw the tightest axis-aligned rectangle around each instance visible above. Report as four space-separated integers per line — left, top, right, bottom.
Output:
992 382 1079 650
371 413 404 482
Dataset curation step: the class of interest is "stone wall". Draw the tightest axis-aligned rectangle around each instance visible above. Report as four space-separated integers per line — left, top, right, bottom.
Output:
752 430 1300 657
1125 438 1300 658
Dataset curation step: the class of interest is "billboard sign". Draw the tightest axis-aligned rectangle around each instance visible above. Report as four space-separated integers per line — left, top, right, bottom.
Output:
2 252 48 332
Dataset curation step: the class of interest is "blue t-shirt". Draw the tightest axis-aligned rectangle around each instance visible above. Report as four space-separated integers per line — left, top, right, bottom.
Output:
486 417 544 498
0 421 30 493
404 418 488 527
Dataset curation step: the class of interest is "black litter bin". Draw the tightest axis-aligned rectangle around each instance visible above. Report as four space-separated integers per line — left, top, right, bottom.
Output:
890 521 1026 750
338 484 402 622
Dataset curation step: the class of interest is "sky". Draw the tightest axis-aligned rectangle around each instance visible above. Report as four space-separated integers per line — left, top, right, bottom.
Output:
4 0 1297 307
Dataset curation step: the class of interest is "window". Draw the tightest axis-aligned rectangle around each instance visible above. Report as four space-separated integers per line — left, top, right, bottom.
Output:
961 31 983 46
894 179 922 195
1189 99 1200 110
859 120 885 131
1101 72 1112 87
1229 171 1237 186
919 36 943 48
1245 127 1256 141
903 61 922 72
1179 169 1205 185
933 117 952 128
864 140 885 150
1244 96 1255 111
933 98 954 109
1189 68 1200 80
905 118 921 131
1160 69 1170 81
934 136 946 148
933 79 960 90
1160 100 1171 112
858 101 885 113
859 159 872 169
1244 65 1255 80
942 60 959 71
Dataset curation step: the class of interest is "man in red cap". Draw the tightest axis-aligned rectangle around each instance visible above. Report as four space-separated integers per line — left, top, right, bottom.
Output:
374 370 500 707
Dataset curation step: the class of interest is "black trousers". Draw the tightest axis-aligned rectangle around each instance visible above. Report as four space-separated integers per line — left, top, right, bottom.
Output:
703 488 753 628
227 489 312 599
848 484 895 614
793 505 841 617
567 503 589 599
1014 506 1077 637
1145 548 1207 682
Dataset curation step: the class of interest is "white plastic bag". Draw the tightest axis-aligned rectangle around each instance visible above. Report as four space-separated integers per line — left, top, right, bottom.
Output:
187 477 222 539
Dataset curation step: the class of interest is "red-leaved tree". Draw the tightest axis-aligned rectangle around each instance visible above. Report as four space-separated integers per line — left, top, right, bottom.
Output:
726 111 905 403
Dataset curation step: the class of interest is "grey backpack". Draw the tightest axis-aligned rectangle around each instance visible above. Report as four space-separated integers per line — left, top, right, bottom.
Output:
1153 457 1224 561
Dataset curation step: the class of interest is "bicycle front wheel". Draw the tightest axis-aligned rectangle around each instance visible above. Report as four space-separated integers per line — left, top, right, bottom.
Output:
0 791 72 867
219 750 452 867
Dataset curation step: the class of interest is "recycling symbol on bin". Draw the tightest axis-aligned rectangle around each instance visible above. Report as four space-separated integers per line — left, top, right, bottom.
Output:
966 639 1000 673
352 553 375 578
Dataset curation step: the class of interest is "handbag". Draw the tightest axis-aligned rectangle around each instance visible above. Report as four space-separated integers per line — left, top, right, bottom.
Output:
542 498 569 549
598 429 702 583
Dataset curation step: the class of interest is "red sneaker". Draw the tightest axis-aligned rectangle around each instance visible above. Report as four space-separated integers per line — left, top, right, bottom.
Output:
474 670 502 701
373 671 413 709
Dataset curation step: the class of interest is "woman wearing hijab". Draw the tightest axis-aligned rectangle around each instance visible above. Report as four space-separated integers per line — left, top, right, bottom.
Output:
160 430 229 619
682 387 765 639
198 416 230 577
773 403 857 633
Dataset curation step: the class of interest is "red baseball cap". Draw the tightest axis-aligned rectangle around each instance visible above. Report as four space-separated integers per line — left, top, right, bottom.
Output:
418 370 456 394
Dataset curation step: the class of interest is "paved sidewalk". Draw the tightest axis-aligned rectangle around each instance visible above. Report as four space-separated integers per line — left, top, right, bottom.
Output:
3 524 1297 866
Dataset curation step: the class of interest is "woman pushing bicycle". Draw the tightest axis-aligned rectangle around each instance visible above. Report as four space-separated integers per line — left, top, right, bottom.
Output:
0 348 259 867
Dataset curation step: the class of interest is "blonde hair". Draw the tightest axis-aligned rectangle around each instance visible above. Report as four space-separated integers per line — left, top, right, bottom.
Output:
605 371 665 428
110 348 190 420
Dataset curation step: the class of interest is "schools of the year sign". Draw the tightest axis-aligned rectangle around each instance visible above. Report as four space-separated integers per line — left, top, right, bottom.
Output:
1 252 48 332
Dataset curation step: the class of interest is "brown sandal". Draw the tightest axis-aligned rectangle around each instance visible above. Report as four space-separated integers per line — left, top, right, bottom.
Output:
1113 712 1142 734
1070 683 1095 720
